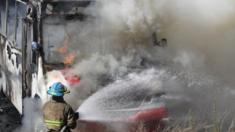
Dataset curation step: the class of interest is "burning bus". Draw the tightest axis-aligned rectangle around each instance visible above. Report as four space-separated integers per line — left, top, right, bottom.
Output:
0 0 167 131
0 0 90 114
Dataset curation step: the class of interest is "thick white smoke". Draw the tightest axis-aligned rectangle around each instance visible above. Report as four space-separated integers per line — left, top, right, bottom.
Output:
61 0 235 124
21 0 235 131
15 98 45 132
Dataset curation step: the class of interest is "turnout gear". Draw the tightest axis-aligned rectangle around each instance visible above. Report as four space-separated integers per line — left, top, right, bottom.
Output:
47 82 70 97
43 82 77 132
43 98 77 132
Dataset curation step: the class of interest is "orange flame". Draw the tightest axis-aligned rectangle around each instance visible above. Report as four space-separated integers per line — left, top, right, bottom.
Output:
57 36 69 54
56 36 77 65
63 52 76 65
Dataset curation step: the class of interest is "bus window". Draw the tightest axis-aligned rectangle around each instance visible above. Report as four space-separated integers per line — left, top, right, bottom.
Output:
15 2 27 49
7 0 16 41
42 1 90 68
0 0 6 35
43 16 67 64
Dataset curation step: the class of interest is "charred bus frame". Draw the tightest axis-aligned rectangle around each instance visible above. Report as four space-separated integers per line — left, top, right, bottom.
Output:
0 0 165 115
0 0 92 114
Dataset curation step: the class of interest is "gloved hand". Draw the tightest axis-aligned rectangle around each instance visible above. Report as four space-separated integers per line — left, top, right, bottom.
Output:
74 112 79 120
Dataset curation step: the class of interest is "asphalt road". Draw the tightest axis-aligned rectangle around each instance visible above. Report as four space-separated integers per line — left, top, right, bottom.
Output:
0 92 21 132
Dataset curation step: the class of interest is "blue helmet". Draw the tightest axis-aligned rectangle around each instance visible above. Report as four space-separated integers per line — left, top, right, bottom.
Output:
47 82 70 97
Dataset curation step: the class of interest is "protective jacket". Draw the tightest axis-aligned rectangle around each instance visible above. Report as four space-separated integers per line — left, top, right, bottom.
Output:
43 97 77 132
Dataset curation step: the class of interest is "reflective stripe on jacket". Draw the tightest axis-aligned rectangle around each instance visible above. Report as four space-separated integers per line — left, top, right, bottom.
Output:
45 119 64 127
43 99 77 132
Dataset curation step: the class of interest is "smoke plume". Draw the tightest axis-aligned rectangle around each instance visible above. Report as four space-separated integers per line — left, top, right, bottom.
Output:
59 0 235 124
15 98 45 132
32 0 235 131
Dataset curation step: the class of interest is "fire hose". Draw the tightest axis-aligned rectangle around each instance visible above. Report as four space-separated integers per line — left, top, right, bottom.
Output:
60 112 79 132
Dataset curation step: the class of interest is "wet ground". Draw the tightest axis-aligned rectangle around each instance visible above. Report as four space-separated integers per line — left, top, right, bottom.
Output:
0 92 21 132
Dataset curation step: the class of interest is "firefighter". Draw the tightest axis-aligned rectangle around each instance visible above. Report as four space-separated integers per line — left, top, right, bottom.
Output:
43 82 78 132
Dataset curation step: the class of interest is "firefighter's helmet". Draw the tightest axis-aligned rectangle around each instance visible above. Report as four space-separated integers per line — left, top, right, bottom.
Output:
47 82 70 97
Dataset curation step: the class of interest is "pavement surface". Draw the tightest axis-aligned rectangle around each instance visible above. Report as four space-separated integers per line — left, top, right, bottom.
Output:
0 92 21 132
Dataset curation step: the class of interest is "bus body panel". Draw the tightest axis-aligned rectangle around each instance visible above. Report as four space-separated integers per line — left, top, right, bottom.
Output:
0 34 23 114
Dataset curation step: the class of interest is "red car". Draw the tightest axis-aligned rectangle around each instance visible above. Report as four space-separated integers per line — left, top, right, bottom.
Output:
76 98 167 132
61 69 168 132
75 81 168 132
61 68 81 86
